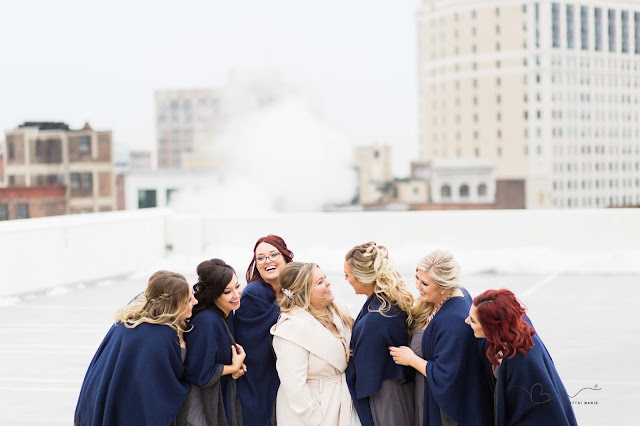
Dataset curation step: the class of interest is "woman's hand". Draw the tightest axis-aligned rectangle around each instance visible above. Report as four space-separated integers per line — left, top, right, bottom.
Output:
232 363 247 379
389 346 428 376
232 344 246 371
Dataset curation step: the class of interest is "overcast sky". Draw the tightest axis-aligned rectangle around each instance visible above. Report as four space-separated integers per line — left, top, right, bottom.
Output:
0 0 420 175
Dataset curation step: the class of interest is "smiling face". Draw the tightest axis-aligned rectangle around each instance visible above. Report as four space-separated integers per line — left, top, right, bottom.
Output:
344 260 372 296
310 266 334 310
255 242 286 285
415 270 444 304
215 273 241 317
465 304 486 338
178 284 198 321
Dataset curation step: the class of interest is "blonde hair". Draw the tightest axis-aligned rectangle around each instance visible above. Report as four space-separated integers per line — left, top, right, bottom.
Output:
345 242 414 326
411 249 461 334
278 262 354 359
114 270 191 345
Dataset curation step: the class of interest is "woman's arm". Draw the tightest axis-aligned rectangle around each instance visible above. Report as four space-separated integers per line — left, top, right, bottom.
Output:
272 336 322 426
389 346 427 377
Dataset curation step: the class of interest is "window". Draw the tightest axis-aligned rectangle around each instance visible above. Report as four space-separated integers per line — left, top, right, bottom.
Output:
459 185 470 198
81 173 92 189
79 136 91 154
535 3 540 47
622 11 629 53
567 5 575 49
552 3 560 48
595 8 603 51
478 184 487 196
138 190 158 209
441 185 452 199
70 173 80 189
16 203 29 219
166 188 178 204
635 12 640 54
36 140 44 156
581 6 589 50
8 141 15 159
608 9 616 52
0 204 8 221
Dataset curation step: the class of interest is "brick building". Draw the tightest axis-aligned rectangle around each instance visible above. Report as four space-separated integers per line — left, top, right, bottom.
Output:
0 121 115 219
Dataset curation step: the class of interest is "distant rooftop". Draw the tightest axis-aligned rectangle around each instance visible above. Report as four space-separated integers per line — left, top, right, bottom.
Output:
17 121 94 132
18 121 70 131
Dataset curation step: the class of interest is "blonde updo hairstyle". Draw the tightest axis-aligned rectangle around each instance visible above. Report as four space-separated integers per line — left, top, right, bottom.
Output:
114 270 192 344
278 262 354 335
411 249 461 334
345 242 414 325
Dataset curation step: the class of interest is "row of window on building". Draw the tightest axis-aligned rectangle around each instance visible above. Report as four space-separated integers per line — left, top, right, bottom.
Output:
553 178 640 191
552 4 640 54
440 183 488 199
553 195 639 208
0 203 29 221
5 172 94 192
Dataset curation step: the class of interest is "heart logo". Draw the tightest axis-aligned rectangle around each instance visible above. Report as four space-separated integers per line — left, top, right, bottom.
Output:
530 383 552 404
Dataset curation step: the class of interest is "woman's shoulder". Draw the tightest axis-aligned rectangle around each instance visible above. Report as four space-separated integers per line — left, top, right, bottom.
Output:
190 309 224 327
242 280 272 298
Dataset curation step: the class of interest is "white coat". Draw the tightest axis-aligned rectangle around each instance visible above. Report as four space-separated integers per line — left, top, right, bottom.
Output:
270 305 355 426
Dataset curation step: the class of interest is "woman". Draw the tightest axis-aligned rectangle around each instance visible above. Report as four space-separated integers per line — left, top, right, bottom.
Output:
75 270 198 426
175 259 247 426
344 242 414 426
389 249 493 426
466 289 578 426
234 234 294 426
271 262 356 425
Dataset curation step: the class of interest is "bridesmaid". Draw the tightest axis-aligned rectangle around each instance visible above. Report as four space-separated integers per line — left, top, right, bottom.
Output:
175 259 246 426
234 234 294 425
75 271 197 425
344 242 414 426
466 289 578 426
389 249 493 426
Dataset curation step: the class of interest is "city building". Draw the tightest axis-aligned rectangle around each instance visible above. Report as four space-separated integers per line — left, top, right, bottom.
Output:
1 122 115 218
417 0 640 208
155 89 222 168
354 144 495 210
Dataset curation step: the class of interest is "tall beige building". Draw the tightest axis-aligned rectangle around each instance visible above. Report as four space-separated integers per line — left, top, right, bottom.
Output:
155 89 221 168
417 0 640 208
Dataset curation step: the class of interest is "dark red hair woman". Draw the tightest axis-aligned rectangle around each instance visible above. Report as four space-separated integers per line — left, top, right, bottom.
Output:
234 235 294 426
466 289 577 426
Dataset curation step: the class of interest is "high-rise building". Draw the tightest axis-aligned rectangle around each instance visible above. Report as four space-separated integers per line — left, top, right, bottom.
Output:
417 0 640 208
1 122 115 218
154 89 221 168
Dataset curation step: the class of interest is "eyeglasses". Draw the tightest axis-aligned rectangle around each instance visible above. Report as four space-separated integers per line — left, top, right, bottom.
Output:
256 252 281 264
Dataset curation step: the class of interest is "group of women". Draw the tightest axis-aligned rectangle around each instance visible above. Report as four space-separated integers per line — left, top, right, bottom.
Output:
75 235 577 426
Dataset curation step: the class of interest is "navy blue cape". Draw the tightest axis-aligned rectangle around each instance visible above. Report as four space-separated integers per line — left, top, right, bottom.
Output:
346 294 412 426
234 280 280 426
75 322 189 426
495 333 577 425
183 309 236 424
422 291 494 426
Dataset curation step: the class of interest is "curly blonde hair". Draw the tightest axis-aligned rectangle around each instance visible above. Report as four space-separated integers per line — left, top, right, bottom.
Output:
114 270 191 345
410 249 461 335
345 242 414 326
278 262 354 359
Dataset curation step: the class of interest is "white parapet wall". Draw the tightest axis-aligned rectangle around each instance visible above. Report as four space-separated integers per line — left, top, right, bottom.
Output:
0 209 167 298
2 208 639 298
188 208 640 276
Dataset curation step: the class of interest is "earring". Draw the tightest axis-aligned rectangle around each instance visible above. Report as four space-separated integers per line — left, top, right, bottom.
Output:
440 291 444 295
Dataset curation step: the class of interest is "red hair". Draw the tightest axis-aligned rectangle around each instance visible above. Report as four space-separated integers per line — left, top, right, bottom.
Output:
245 234 294 295
473 289 535 366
